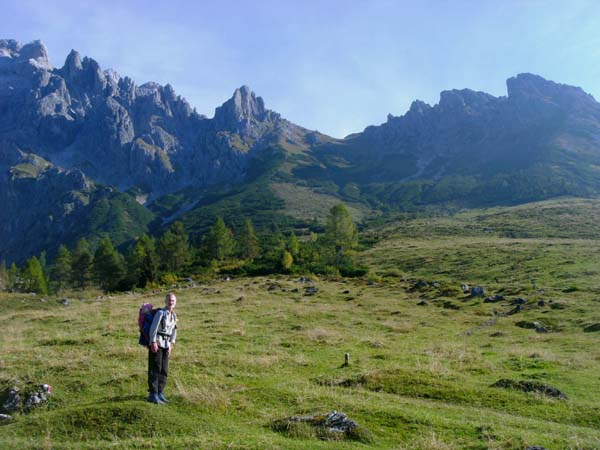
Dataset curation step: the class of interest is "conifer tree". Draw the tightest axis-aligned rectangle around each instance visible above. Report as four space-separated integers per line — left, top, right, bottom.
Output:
39 251 48 279
72 238 93 289
281 250 293 271
93 236 124 292
8 263 19 291
52 245 72 291
238 218 260 260
203 216 234 261
286 231 300 257
22 256 48 295
322 203 358 268
0 260 6 291
127 234 158 288
157 221 191 273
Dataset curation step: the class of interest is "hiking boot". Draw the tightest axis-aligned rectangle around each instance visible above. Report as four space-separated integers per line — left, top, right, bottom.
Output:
157 392 170 403
147 393 164 404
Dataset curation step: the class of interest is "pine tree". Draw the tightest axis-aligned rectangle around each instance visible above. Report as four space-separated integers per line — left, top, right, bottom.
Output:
52 245 72 291
127 234 158 288
157 222 191 273
39 251 48 280
322 203 358 268
93 236 124 292
286 231 300 257
71 238 93 289
0 260 6 291
8 263 19 291
22 256 48 294
281 250 293 271
238 218 260 260
203 217 234 261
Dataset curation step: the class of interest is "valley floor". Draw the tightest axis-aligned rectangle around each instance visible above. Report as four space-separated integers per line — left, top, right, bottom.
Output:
2 198 600 449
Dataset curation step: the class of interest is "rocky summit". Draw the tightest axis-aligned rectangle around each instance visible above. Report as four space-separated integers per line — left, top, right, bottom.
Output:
2 39 600 262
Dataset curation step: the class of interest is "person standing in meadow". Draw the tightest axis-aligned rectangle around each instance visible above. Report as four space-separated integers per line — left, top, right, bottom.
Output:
147 293 177 404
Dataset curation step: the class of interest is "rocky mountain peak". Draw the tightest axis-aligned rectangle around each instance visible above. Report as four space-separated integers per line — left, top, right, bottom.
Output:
438 89 495 112
213 85 268 129
0 39 51 69
507 73 595 105
62 49 83 75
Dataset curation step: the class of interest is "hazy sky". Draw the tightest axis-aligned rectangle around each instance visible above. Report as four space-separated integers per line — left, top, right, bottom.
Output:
3 0 600 137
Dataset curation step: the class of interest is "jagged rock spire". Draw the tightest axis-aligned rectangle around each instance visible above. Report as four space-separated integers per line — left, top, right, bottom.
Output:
213 85 267 129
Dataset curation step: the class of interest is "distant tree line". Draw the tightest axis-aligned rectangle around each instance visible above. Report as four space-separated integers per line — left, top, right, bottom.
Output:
0 204 364 294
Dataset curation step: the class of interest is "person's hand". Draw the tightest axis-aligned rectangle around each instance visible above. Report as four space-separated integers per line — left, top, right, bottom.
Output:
151 342 158 353
167 346 173 356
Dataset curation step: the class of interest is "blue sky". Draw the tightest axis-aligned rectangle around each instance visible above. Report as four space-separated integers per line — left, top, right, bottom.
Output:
3 0 600 137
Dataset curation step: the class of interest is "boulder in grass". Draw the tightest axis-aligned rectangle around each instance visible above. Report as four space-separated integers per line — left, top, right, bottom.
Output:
484 295 505 303
470 286 485 297
0 414 12 421
2 387 20 412
583 323 600 332
272 410 370 442
304 286 318 296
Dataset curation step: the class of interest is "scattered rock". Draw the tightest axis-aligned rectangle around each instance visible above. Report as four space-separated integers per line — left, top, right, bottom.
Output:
506 305 522 315
297 276 313 284
550 302 566 310
416 300 429 306
443 301 460 310
235 296 245 303
291 288 299 293
272 410 368 441
2 383 52 413
484 295 505 303
491 379 567 399
583 323 600 332
516 321 548 332
415 280 429 289
490 332 504 337
61 298 70 306
40 298 46 303
460 284 469 293
342 290 350 294
2 387 20 412
432 282 441 288
0 414 12 421
511 298 527 305
367 281 377 286
267 283 281 292
470 286 485 297
304 286 319 296
537 300 546 307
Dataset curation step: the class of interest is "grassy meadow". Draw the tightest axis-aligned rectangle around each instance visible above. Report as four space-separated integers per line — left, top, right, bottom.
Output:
2 198 600 449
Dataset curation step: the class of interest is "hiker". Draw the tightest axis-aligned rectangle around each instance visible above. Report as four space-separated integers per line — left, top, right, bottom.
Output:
147 293 177 404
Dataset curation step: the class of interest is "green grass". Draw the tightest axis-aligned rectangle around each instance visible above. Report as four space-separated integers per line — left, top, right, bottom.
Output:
3 198 600 448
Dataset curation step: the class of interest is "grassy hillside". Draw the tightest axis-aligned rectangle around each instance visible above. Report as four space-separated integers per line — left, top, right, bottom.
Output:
2 198 600 448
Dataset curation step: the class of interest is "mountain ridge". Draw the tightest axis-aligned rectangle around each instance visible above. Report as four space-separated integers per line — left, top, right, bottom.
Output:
2 39 600 263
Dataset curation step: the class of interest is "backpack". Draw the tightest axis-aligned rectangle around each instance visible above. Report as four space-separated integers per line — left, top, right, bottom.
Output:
138 303 161 346
138 303 177 346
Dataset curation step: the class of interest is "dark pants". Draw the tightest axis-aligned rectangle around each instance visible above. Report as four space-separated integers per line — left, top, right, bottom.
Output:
148 347 169 394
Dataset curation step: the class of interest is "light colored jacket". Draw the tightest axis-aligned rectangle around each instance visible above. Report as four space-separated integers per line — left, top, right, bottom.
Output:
149 309 177 349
